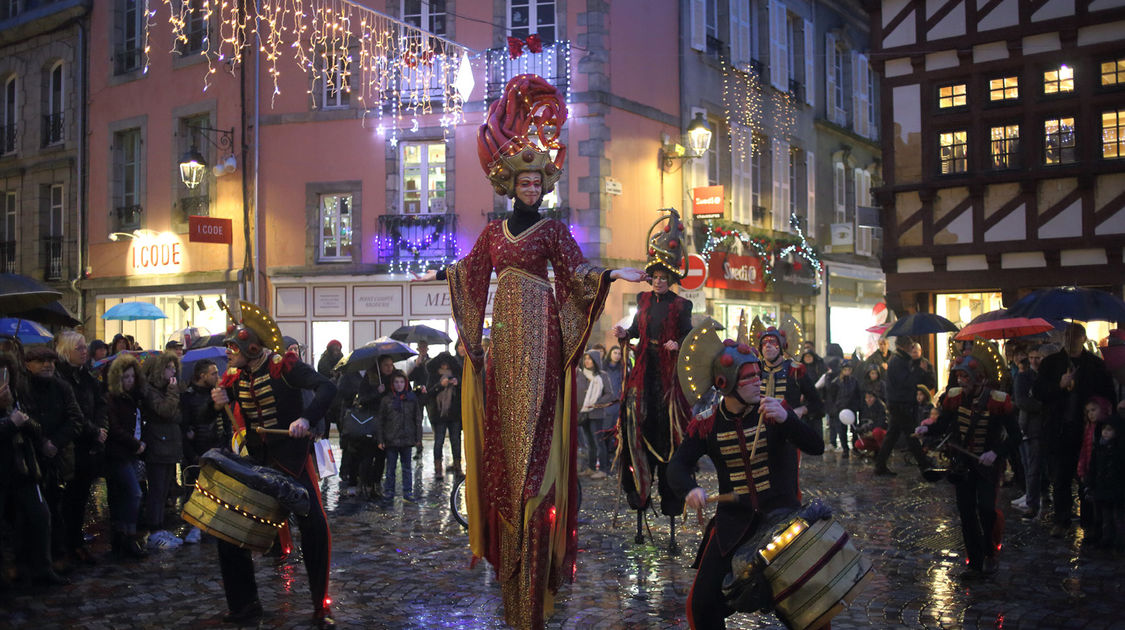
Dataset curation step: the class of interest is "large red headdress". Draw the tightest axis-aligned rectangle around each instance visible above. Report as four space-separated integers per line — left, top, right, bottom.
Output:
477 74 567 198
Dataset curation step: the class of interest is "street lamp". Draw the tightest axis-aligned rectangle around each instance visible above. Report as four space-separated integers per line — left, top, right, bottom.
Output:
660 112 713 170
179 125 235 189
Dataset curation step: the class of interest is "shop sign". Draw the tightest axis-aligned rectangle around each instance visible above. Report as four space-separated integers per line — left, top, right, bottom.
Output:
354 286 403 316
411 283 496 316
706 252 764 292
692 185 725 220
129 232 183 275
189 216 233 244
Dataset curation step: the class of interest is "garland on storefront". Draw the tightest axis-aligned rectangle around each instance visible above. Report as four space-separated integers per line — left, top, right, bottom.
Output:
699 214 822 289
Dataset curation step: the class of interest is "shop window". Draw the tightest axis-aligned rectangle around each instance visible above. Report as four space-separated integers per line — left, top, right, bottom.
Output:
1044 116 1076 165
1102 57 1125 86
989 76 1018 101
509 0 555 43
1043 64 1074 95
402 142 446 214
989 124 1020 169
939 130 968 174
319 193 353 262
938 83 966 109
1103 109 1125 159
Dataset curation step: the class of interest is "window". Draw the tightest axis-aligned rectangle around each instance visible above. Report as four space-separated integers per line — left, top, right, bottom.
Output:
403 0 446 35
1103 109 1125 159
990 124 1020 169
789 148 799 219
509 0 555 43
751 136 763 213
176 115 210 228
323 54 350 109
938 83 967 109
989 76 1018 101
1 190 14 273
868 63 878 138
1 0 19 20
2 75 15 154
42 184 64 280
113 128 142 230
1043 64 1074 95
115 0 145 74
833 161 846 223
183 0 207 54
833 45 845 123
939 131 968 174
731 125 752 225
319 194 353 261
1102 57 1125 86
1044 117 1075 164
44 62 64 146
402 142 446 214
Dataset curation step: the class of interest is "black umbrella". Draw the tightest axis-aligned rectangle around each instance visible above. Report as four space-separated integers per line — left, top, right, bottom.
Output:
1006 286 1125 323
389 324 453 345
0 273 62 314
10 300 81 327
189 333 227 349
884 313 959 337
336 338 417 373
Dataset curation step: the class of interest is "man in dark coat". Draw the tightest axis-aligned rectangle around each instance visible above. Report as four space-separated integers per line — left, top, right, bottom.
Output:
874 336 931 476
211 304 338 628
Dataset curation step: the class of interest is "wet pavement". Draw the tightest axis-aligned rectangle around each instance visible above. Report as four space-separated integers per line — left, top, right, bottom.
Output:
3 440 1124 629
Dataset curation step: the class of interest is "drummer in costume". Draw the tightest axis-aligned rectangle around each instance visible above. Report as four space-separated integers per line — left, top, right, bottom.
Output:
757 326 823 427
668 325 824 630
209 301 338 627
612 211 694 551
915 351 1020 581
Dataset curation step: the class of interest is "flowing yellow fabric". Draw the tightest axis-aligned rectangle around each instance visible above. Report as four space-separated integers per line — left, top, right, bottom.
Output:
461 358 487 557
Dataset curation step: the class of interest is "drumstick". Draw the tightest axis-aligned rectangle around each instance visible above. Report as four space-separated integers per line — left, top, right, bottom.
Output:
255 427 293 436
706 493 736 504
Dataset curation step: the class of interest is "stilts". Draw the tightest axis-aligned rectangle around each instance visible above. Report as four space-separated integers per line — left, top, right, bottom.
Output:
668 515 679 555
634 508 645 544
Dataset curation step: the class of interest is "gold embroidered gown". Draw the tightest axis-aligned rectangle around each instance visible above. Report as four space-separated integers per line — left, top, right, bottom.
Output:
447 217 610 629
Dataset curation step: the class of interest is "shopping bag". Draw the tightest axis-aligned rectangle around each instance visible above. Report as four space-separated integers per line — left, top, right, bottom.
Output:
314 439 338 478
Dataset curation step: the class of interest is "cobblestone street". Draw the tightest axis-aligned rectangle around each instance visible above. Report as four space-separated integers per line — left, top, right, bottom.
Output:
4 439 1124 629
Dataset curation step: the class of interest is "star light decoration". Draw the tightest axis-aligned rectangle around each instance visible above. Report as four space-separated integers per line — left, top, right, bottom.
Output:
158 0 474 134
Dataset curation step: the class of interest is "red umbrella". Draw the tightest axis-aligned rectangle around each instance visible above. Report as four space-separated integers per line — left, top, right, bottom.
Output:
954 317 1054 341
865 323 892 335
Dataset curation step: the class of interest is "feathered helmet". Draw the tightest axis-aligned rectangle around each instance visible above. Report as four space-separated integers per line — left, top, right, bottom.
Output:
645 208 687 282
678 321 760 405
223 300 284 358
758 326 788 352
478 74 567 198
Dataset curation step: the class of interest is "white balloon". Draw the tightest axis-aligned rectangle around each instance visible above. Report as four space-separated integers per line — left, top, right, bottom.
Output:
839 409 856 426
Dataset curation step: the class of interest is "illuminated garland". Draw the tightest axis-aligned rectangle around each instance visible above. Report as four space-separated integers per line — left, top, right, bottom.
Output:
156 0 472 133
372 215 462 275
722 59 799 160
483 40 572 106
699 214 822 289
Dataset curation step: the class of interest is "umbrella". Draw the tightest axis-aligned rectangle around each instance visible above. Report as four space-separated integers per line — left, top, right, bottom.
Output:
10 301 81 327
389 324 453 346
884 313 959 337
1006 286 1125 323
181 346 229 382
0 318 54 344
336 338 416 372
865 323 892 335
0 273 62 314
102 302 168 321
190 333 227 349
955 317 1055 341
167 326 210 349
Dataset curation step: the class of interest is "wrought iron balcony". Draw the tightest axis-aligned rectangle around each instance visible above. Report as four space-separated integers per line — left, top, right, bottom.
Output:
42 112 64 146
485 40 570 102
43 235 62 280
0 124 15 154
0 241 15 274
375 213 458 270
115 204 142 230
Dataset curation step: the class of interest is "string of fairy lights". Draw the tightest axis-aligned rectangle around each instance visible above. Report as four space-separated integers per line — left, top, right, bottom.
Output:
721 59 797 161
699 212 822 289
371 216 463 274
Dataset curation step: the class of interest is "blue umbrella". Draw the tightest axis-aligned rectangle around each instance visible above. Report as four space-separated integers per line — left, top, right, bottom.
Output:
884 312 959 337
102 302 168 321
336 338 416 372
181 346 229 382
1006 286 1125 323
0 318 53 343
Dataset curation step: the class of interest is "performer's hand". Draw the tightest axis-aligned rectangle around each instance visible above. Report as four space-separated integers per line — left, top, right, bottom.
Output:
663 340 679 351
979 451 997 467
685 487 708 510
289 418 311 439
612 325 627 339
412 270 438 283
8 408 27 427
915 424 929 436
97 427 108 443
610 267 647 283
211 387 230 406
760 397 787 424
794 405 808 418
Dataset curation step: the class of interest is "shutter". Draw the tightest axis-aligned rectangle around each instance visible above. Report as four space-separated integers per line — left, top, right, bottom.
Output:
825 33 837 121
779 139 790 231
731 123 749 223
803 19 815 106
771 137 790 231
853 168 864 218
833 161 846 223
805 150 815 239
768 0 788 91
851 50 860 131
730 0 751 69
691 0 707 52
856 53 870 138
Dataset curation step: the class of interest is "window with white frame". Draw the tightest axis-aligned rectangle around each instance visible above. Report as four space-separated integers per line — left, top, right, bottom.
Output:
789 147 799 221
825 34 847 125
323 54 350 109
833 161 846 223
183 0 208 54
2 75 16 154
402 142 447 214
45 62 64 145
1 190 14 272
319 193 353 261
731 124 752 225
46 184 64 236
113 128 142 230
115 0 145 74
854 168 871 208
751 135 763 215
404 0 447 34
509 0 556 43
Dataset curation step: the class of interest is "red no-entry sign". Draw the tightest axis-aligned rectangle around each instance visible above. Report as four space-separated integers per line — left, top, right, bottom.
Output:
681 253 707 291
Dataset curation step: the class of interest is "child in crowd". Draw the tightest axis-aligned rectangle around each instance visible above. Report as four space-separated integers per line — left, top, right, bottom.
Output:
376 370 423 503
854 390 888 457
914 385 935 427
1079 396 1123 549
828 360 862 456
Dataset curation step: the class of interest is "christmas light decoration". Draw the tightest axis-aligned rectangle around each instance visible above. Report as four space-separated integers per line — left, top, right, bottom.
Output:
722 58 764 161
156 0 472 132
484 40 572 106
699 214 822 290
372 215 463 275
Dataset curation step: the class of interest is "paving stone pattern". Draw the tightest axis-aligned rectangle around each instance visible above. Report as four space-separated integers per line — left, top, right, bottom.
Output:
4 442 1124 629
